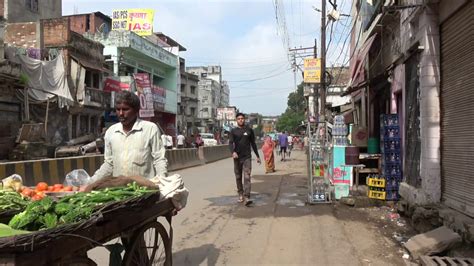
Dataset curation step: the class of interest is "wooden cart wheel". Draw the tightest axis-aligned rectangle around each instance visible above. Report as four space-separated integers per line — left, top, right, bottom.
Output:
122 221 171 266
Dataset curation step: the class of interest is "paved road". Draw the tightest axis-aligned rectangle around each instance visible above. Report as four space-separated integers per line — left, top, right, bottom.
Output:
89 149 405 265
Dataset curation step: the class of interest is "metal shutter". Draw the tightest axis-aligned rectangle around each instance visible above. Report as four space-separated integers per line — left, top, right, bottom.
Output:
440 1 474 217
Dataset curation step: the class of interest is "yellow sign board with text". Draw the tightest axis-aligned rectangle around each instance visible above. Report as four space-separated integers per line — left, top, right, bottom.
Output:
304 58 321 83
112 9 155 36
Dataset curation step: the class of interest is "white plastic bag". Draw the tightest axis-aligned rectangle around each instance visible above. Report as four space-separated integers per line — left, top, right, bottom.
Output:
64 169 91 187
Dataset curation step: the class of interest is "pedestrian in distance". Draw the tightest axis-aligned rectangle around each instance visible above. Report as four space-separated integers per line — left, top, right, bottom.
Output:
229 113 261 206
89 90 168 185
166 134 173 149
278 131 288 161
261 135 275 173
287 133 293 158
177 132 185 149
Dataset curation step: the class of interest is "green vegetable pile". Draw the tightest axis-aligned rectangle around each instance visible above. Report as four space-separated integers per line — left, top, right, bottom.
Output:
8 182 157 231
0 191 29 212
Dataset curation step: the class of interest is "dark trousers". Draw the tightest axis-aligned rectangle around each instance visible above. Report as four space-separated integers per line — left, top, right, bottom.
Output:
234 158 252 197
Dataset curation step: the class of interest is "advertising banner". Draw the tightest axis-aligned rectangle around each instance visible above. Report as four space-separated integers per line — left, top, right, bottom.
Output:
112 9 155 36
216 107 236 121
304 58 321 84
152 85 166 111
133 73 154 118
103 78 130 92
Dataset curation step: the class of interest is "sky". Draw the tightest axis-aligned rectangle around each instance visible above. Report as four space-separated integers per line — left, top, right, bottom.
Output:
62 0 352 116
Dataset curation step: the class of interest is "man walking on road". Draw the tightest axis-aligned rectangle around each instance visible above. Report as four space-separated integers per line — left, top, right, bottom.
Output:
278 131 288 161
229 113 261 206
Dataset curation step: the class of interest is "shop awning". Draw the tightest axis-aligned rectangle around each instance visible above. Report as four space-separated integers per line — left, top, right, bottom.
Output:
70 55 112 74
346 33 378 93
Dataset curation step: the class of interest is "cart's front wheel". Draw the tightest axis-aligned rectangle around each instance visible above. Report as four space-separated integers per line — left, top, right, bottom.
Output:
122 221 171 266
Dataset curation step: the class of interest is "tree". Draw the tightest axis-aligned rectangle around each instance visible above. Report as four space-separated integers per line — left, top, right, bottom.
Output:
276 83 306 133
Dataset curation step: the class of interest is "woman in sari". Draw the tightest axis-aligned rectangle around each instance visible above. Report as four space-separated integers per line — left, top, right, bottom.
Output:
262 136 275 173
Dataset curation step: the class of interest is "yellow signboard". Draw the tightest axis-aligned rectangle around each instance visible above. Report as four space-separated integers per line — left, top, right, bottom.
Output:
304 58 321 83
112 9 155 36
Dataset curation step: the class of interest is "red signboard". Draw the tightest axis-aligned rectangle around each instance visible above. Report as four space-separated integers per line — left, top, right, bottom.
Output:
103 78 130 92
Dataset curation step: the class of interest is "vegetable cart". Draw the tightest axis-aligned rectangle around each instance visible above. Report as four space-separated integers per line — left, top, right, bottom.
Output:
0 192 175 266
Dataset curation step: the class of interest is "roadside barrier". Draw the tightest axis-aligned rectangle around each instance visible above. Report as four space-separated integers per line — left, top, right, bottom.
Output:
0 155 104 186
167 148 203 171
202 145 231 163
0 145 231 185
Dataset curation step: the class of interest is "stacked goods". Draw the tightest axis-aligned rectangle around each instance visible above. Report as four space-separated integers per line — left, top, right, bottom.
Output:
333 115 348 146
367 175 386 199
380 114 402 201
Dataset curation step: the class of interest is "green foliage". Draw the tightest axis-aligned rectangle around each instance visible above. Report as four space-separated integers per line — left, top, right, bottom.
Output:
276 83 306 133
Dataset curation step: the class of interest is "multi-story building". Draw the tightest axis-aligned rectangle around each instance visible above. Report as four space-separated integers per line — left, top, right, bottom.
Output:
347 0 474 227
178 59 199 135
0 6 112 159
187 65 231 132
85 29 179 136
220 81 230 108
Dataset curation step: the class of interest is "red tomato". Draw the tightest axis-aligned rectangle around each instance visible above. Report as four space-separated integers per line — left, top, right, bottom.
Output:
31 194 43 201
63 186 73 192
53 184 63 190
47 186 54 192
36 182 48 192
21 188 33 197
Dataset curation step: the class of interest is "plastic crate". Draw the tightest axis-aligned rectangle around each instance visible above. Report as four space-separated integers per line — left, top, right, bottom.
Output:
385 179 401 190
382 163 403 175
368 190 386 200
381 138 401 152
381 126 401 140
380 114 399 127
385 190 400 201
383 152 402 163
367 177 385 188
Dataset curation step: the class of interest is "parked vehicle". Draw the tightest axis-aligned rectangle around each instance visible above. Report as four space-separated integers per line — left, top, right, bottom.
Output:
200 133 217 146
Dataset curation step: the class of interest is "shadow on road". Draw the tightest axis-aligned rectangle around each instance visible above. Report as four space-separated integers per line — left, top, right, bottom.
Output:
173 243 220 266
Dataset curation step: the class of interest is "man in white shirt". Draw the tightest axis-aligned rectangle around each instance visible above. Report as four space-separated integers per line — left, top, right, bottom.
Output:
287 134 293 158
166 134 173 149
177 133 185 149
90 91 167 182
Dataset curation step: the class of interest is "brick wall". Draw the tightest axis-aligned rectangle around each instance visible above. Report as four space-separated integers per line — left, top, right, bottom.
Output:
42 17 70 47
69 15 88 35
4 22 38 48
90 14 110 33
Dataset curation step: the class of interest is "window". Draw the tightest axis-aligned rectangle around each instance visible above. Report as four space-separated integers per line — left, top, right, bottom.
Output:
201 73 207 78
181 84 185 93
190 107 196 116
190 86 196 94
25 0 38 12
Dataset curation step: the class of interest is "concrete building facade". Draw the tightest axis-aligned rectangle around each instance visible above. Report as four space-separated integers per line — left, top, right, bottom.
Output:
348 1 474 221
0 0 61 23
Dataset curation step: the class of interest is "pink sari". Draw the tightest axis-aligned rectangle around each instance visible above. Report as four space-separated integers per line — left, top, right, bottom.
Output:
262 136 275 173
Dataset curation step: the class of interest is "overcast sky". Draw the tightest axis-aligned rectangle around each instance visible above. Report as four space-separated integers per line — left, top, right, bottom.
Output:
63 0 351 116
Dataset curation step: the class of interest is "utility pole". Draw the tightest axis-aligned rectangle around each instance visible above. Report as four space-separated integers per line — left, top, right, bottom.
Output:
320 0 327 121
313 38 319 124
